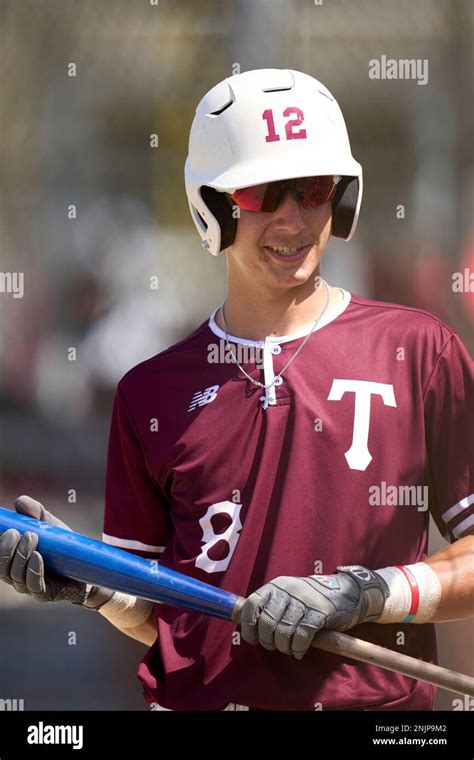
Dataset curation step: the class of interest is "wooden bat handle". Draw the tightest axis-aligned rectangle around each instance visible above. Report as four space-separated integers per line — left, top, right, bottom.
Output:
313 629 474 698
232 597 474 698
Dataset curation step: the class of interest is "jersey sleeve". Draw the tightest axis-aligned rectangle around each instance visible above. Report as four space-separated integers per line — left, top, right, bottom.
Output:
424 332 474 542
103 383 173 559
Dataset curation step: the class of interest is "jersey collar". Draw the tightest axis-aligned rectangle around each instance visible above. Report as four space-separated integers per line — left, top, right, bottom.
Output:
208 289 351 346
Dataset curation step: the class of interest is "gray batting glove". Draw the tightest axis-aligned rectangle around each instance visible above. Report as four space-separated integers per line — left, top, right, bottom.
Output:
0 495 113 608
240 565 390 660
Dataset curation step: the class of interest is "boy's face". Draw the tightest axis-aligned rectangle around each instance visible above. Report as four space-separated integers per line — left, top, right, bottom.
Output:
226 190 332 291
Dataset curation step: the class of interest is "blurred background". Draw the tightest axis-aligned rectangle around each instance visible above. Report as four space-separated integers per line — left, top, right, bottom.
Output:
0 0 472 710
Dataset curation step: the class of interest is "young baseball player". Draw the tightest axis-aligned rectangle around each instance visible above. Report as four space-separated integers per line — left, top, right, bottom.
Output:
1 69 473 712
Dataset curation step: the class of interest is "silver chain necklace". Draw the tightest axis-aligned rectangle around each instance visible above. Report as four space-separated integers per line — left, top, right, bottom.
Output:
220 278 331 410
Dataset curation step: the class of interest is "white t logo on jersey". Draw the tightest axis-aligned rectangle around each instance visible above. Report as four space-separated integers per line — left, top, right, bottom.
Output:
328 380 397 471
196 501 243 573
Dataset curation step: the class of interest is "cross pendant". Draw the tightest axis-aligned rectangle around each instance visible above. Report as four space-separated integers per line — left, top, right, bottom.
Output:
260 391 271 410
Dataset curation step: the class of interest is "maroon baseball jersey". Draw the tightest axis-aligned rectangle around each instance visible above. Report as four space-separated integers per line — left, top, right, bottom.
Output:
103 289 473 710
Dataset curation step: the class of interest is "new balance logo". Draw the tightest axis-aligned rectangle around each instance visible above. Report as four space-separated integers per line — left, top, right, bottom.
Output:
188 385 219 412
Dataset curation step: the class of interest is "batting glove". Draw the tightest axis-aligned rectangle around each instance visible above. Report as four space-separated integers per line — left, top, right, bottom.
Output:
0 495 113 608
240 565 390 660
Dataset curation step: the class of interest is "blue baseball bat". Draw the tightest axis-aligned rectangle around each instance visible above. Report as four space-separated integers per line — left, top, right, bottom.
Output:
0 506 243 621
1 506 473 696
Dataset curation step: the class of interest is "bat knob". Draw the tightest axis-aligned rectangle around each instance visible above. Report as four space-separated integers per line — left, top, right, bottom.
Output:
230 596 245 624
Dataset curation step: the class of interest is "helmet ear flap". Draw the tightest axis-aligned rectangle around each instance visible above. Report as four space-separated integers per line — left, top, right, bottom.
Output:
201 187 237 252
332 177 360 240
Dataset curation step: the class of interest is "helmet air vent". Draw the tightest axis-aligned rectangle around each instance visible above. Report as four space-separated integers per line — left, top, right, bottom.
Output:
262 86 292 93
208 100 233 116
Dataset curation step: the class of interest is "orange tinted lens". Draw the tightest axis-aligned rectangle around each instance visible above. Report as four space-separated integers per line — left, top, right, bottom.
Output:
231 184 269 212
231 181 291 212
294 176 336 208
231 177 337 212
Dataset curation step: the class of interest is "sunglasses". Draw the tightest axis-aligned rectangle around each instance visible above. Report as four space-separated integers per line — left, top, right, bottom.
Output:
229 175 340 213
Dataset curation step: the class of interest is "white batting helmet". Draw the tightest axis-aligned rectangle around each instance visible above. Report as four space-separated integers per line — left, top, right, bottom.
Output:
184 68 363 256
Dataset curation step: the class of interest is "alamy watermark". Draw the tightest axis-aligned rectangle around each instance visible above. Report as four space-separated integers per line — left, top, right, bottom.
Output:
0 271 24 298
208 340 264 370
27 721 83 750
369 481 429 512
452 268 473 293
369 56 429 86
0 697 24 710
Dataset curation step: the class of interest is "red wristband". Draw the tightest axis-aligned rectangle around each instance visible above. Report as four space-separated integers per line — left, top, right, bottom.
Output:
396 564 420 622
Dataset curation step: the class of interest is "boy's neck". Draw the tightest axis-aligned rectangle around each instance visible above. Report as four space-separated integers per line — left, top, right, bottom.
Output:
215 281 343 341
